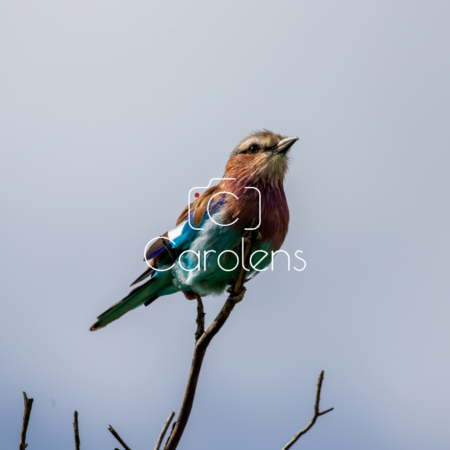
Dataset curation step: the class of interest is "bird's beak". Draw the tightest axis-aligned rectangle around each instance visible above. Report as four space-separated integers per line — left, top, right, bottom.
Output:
273 136 299 155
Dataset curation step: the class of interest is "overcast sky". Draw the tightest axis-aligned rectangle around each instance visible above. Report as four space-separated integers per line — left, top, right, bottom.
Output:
1 1 450 449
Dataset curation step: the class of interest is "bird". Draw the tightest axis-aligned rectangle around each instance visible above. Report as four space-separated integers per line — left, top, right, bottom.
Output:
90 130 298 331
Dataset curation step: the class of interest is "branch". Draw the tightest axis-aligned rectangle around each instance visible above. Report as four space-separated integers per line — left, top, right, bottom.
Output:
281 371 334 450
19 392 34 450
73 411 80 450
154 411 175 450
164 228 258 450
108 425 132 450
194 293 205 341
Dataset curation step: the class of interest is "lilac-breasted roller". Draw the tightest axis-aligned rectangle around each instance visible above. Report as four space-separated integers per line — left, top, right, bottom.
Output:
90 130 298 331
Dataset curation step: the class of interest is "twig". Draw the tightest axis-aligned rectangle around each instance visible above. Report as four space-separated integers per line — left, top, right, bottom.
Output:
281 371 334 450
19 392 34 450
194 293 205 341
74 411 80 450
154 411 175 450
108 425 132 450
164 228 258 450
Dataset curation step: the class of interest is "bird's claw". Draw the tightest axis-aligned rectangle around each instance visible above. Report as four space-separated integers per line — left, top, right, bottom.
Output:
227 285 247 303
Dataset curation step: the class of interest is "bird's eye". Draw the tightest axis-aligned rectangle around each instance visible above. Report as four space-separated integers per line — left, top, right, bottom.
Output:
248 145 259 154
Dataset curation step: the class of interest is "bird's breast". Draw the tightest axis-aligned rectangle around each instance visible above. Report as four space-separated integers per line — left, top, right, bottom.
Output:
222 182 289 251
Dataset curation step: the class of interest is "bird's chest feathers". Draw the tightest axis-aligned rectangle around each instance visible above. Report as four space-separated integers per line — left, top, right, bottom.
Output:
223 182 289 250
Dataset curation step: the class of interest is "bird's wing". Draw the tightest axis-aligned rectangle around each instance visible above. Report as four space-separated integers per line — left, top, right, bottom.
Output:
130 184 223 286
175 184 221 226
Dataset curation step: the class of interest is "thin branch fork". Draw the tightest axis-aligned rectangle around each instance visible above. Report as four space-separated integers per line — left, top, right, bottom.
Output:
108 425 132 450
154 411 175 450
194 293 205 341
281 370 334 450
19 392 34 450
164 228 259 450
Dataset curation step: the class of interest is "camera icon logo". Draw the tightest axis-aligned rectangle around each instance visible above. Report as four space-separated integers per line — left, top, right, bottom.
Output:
188 178 261 231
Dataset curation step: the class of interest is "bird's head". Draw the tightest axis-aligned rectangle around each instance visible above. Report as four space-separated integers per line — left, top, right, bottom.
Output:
226 130 299 183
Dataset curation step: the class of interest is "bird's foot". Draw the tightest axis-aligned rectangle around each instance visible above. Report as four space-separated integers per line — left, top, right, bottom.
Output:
227 286 247 303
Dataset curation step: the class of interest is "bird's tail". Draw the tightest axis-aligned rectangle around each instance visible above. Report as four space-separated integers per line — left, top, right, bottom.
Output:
90 272 178 331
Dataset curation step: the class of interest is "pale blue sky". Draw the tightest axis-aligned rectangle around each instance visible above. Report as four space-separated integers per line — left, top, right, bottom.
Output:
1 1 449 449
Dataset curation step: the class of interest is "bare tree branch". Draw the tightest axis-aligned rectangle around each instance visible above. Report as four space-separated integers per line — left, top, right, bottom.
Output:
19 392 34 450
164 229 258 450
108 425 132 450
154 411 175 450
194 293 205 341
281 370 334 450
73 411 80 450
